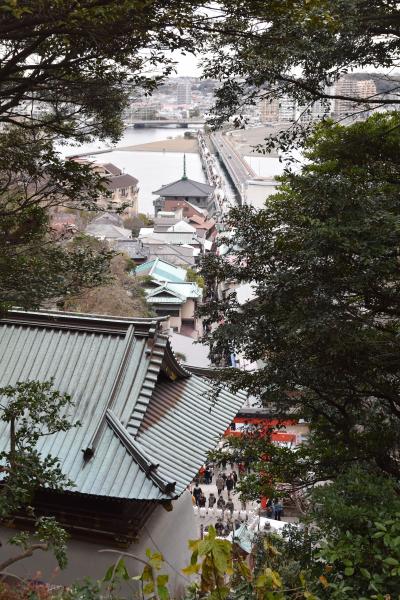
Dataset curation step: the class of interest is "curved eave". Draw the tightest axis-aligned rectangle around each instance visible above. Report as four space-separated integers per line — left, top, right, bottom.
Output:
162 338 192 380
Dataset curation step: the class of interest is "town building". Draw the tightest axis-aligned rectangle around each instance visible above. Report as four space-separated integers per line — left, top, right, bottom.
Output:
334 76 377 119
177 81 192 106
123 100 162 122
259 97 279 123
71 159 139 215
163 199 207 219
144 282 203 335
113 237 198 268
85 212 132 240
135 259 203 335
278 95 296 121
135 257 188 284
154 211 216 242
140 240 196 268
0 310 245 591
139 228 204 253
153 158 215 216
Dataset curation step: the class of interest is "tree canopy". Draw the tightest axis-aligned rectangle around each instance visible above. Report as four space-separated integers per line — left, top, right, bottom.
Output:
0 0 207 313
62 246 152 317
204 0 400 140
0 0 204 141
200 112 400 485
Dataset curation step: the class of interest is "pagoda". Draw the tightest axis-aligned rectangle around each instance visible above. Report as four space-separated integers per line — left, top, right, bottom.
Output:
153 155 215 215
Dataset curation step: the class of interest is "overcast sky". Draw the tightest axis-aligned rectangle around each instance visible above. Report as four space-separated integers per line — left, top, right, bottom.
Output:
165 49 204 77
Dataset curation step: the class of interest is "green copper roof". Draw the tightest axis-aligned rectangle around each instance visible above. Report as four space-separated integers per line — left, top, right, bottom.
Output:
135 258 187 283
0 310 246 502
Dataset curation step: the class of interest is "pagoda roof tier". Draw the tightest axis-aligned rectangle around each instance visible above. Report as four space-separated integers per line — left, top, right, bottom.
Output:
153 178 214 198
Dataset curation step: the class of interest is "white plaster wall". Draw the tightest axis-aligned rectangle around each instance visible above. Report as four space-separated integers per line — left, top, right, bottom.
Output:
181 299 195 320
169 315 182 331
0 491 197 596
246 179 278 210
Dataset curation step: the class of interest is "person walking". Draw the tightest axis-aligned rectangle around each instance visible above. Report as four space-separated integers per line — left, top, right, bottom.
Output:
216 474 225 496
215 519 224 536
199 465 206 483
226 474 234 498
208 492 216 508
267 498 275 519
193 484 203 506
225 498 234 514
217 495 226 510
198 493 206 508
274 498 283 521
204 466 212 485
232 470 238 488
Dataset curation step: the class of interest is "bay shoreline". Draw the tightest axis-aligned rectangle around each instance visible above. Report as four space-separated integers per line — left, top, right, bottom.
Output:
117 137 199 153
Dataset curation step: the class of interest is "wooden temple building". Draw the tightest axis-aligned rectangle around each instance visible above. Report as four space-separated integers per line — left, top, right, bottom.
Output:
0 310 245 590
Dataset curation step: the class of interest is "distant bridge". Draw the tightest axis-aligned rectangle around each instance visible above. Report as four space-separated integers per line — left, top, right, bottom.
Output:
123 119 205 128
210 131 256 201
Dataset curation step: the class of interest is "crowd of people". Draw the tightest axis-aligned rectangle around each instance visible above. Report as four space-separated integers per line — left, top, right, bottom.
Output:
191 463 285 523
192 466 240 515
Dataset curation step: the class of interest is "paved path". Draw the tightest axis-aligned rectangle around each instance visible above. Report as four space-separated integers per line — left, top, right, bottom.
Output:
190 469 298 536
211 132 256 200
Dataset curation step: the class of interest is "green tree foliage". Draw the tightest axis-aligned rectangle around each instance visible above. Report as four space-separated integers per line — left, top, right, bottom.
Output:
0 380 78 571
0 1 204 142
123 214 154 237
62 246 152 318
307 469 400 598
186 268 205 289
200 113 400 484
0 0 206 312
204 0 400 142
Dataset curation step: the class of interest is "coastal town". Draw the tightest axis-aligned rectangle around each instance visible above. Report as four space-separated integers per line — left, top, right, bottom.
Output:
0 3 400 599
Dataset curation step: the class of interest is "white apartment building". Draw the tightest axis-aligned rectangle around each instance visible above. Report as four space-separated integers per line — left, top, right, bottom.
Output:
278 95 297 121
177 82 192 106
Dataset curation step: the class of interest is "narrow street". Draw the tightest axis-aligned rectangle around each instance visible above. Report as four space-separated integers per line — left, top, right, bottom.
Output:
190 466 299 537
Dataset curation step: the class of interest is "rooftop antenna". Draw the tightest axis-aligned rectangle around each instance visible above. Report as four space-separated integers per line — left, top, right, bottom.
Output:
182 154 187 180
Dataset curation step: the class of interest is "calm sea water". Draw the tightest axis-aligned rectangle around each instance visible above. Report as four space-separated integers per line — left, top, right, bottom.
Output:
59 126 281 215
59 127 204 215
94 148 206 215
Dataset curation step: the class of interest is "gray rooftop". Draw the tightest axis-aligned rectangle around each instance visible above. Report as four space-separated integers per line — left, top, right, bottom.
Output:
144 244 195 267
101 163 122 177
0 311 246 502
85 223 132 240
113 238 147 260
153 177 214 198
153 216 180 232
107 173 138 190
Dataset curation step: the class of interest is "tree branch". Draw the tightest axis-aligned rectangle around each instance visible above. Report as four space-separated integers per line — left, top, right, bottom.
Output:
0 543 49 572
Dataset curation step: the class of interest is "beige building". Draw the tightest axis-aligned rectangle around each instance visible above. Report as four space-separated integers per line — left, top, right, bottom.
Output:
145 282 203 335
71 159 139 215
259 97 280 123
136 258 203 335
334 76 377 119
95 162 139 216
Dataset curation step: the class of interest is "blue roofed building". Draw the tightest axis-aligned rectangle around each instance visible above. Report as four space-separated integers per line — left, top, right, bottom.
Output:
134 259 203 335
135 258 187 284
0 310 246 591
